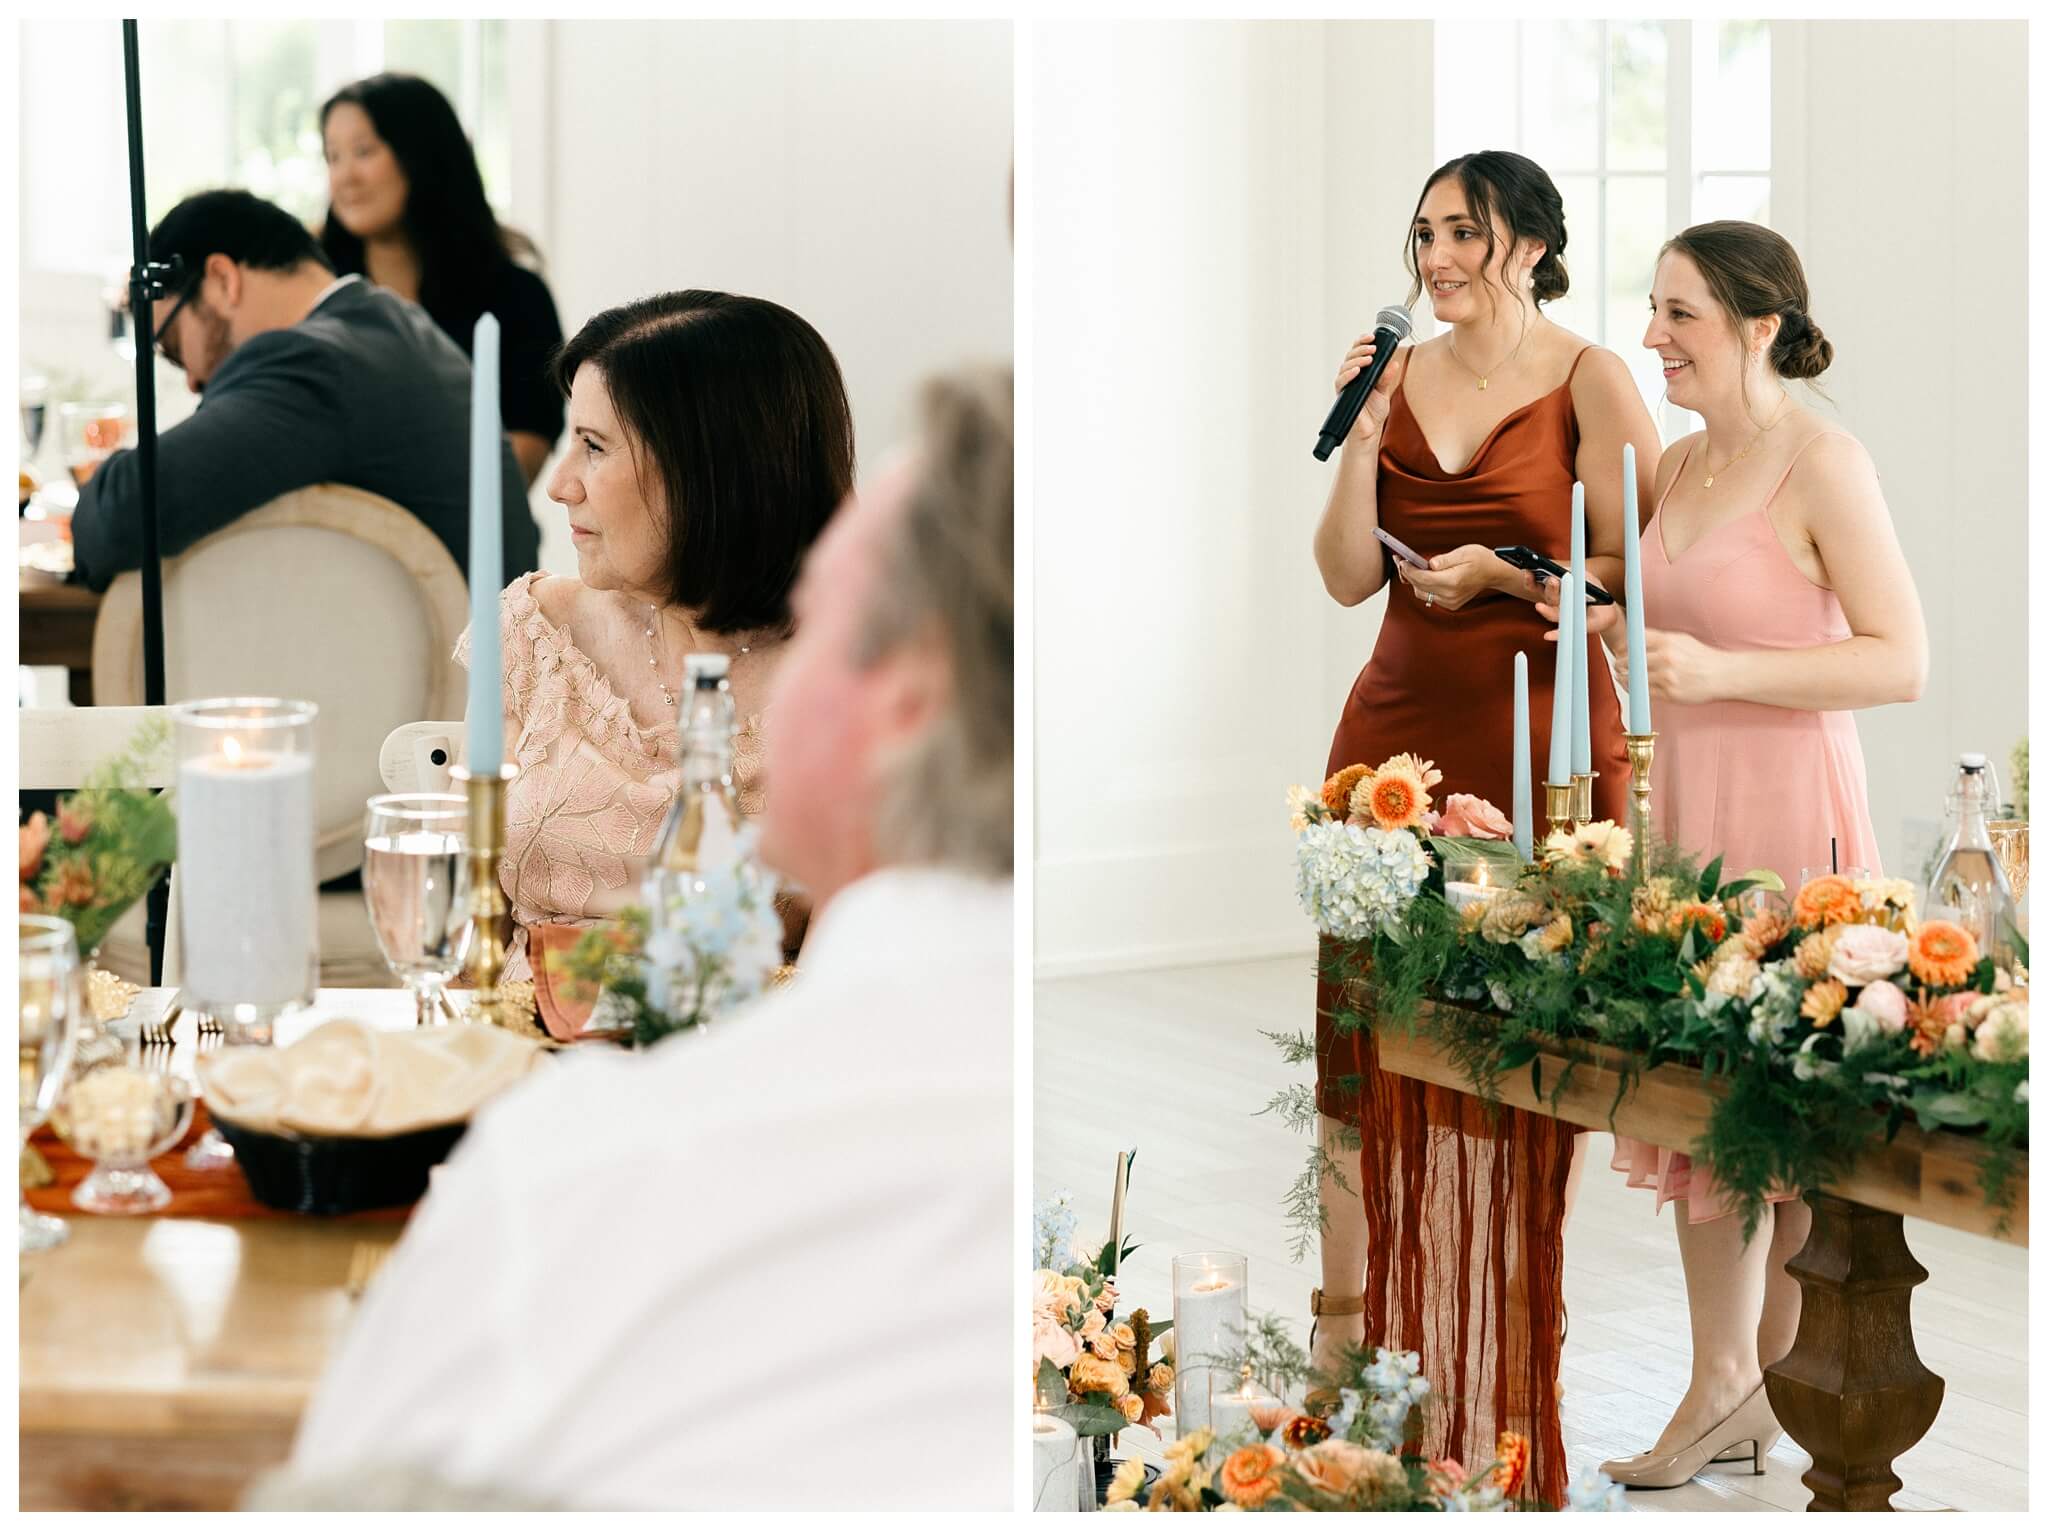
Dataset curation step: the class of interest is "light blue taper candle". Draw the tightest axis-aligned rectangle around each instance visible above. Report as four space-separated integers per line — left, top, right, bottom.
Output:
1621 441 1651 734
1569 481 1591 776
466 313 503 773
1548 573 1574 785
1513 651 1532 860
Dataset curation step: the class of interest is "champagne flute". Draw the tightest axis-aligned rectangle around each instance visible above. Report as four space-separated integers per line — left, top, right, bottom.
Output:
363 794 474 1026
19 917 83 1252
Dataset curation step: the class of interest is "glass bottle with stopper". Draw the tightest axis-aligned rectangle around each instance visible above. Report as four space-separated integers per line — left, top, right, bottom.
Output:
1929 752 2021 971
635 653 757 1032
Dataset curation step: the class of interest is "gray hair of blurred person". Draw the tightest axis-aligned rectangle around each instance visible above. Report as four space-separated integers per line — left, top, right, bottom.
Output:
855 365 1013 879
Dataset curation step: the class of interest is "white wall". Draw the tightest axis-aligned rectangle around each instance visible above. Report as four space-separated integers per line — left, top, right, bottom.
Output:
1033 21 1433 975
1773 21 2028 880
525 20 1013 572
1034 19 2028 975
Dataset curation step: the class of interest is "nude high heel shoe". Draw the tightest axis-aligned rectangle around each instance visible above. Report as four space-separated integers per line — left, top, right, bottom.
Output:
1599 1382 1780 1490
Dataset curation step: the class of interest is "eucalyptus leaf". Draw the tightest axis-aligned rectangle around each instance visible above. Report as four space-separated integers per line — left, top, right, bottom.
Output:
1054 1402 1134 1438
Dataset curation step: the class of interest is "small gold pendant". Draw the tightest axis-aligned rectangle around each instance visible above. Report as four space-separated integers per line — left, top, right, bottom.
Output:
1477 377 1488 391
1703 476 1714 488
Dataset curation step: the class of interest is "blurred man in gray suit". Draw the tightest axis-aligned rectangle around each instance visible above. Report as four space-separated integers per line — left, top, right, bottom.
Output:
71 189 539 591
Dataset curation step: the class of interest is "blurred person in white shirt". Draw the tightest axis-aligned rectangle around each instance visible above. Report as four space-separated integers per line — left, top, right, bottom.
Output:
268 366 1014 1512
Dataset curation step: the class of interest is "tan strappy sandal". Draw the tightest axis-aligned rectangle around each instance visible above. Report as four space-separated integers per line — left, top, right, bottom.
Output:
1304 1287 1365 1416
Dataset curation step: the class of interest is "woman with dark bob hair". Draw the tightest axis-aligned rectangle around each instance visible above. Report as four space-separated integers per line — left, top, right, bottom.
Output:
457 290 855 988
1307 149 1662 1503
321 72 564 484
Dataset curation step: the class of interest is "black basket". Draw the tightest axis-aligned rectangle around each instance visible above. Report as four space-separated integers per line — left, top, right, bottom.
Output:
213 1117 468 1215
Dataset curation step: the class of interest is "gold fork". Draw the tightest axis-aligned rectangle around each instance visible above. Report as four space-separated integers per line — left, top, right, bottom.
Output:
345 1241 394 1300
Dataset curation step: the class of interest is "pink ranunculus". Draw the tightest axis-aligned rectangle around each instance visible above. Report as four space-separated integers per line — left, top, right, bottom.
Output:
1828 925 1910 987
1080 1308 1108 1341
1855 978 1909 1033
1435 793 1513 842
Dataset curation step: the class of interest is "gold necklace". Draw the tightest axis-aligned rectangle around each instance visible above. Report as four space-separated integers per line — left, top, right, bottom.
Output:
1446 320 1529 392
1701 394 1790 488
645 606 751 711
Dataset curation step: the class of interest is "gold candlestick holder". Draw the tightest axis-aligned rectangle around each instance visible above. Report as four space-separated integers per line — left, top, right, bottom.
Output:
452 762 520 1027
1544 781 1574 839
1570 771 1596 825
1624 733 1657 868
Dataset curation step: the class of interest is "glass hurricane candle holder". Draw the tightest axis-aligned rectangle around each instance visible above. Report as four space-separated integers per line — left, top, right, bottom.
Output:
170 698 320 1040
62 1062 194 1215
1172 1250 1247 1437
1442 851 1506 914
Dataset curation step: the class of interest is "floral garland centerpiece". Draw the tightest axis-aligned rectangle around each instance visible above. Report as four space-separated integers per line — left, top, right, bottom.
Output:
1031 1187 1175 1438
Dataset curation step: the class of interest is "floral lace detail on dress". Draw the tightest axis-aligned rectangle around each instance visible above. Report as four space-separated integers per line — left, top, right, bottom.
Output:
454 572 766 972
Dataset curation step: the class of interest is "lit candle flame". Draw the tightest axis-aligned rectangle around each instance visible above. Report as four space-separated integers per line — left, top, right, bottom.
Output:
222 735 242 763
1475 863 1490 889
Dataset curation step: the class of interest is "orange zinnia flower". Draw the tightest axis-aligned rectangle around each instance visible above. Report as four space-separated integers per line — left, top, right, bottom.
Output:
1792 874 1863 929
1360 763 1431 831
1908 921 1980 989
1490 1431 1529 1496
1669 900 1727 944
1219 1443 1287 1508
1322 764 1370 817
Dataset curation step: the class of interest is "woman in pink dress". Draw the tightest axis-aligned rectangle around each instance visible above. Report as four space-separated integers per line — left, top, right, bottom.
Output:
1546 223 1927 1488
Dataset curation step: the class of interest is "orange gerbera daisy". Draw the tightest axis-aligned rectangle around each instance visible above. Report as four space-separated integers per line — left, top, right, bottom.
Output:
1322 764 1371 817
1219 1443 1287 1508
1800 978 1848 1026
1669 900 1727 944
1356 758 1432 830
1490 1431 1530 1497
1908 921 1979 989
1792 874 1863 929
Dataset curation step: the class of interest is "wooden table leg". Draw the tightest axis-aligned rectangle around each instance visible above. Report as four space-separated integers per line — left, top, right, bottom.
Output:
1763 1191 1944 1511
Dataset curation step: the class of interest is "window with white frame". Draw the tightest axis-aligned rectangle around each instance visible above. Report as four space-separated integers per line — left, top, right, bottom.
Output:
1434 19 1771 435
20 19 509 280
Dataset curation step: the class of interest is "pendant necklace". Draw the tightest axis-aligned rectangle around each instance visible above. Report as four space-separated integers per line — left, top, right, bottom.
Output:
646 606 750 711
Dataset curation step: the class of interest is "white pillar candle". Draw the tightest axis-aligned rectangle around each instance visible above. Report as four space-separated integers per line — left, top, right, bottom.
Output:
1172 1252 1247 1436
1031 1411 1082 1512
176 741 317 1012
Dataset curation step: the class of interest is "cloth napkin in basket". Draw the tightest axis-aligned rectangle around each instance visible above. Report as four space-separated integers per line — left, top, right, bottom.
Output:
198 1019 545 1138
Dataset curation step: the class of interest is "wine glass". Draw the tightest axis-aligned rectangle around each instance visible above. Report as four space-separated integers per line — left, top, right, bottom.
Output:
19 916 84 1252
56 402 130 490
363 794 474 1026
20 373 48 473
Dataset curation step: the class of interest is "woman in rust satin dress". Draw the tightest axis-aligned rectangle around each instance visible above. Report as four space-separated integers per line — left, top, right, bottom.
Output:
1308 151 1660 1504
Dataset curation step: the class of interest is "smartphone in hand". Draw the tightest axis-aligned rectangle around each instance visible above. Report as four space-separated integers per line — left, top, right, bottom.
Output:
1374 527 1430 569
1494 544 1616 605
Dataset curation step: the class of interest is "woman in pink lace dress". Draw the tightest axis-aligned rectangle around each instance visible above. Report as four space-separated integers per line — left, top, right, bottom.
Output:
1546 224 1926 1488
457 289 854 987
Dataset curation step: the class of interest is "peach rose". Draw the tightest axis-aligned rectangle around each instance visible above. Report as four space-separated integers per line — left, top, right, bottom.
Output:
1436 794 1513 841
1090 1331 1119 1361
1220 1444 1286 1508
1828 925 1909 987
1968 997 2028 1064
1110 1322 1136 1349
1291 1439 1371 1497
1854 978 1910 1034
20 812 50 884
1070 1352 1130 1400
1117 1393 1145 1424
1080 1308 1107 1341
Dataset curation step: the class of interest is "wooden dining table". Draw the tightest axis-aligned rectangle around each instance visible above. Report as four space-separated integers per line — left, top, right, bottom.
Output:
18 991 422 1512
18 576 102 706
1376 1013 2029 1513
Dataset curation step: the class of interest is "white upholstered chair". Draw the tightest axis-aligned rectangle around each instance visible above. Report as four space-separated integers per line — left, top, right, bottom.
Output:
19 705 182 984
91 485 470 988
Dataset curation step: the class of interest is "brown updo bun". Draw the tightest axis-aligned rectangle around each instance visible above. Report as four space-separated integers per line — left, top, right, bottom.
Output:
1772 310 1834 379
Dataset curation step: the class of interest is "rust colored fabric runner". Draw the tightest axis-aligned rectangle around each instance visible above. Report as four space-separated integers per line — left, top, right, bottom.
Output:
26 1104 412 1223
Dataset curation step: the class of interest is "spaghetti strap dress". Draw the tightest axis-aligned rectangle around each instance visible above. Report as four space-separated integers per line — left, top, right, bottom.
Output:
1314 347 1629 1505
1609 431 1880 1221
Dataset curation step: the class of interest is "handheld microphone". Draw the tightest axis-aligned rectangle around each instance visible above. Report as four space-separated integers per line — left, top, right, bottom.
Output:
1314 305 1413 461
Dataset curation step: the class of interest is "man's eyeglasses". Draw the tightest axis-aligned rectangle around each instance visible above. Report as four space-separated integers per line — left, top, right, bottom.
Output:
152 278 201 367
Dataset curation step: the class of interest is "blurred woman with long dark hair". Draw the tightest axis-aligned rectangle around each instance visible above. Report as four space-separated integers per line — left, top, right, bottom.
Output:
321 72 564 484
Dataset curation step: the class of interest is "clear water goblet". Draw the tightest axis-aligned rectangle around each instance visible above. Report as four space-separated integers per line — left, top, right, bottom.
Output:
19 916 84 1252
363 794 474 1026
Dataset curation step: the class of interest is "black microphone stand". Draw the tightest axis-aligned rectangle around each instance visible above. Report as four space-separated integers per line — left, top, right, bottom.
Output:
122 18 173 985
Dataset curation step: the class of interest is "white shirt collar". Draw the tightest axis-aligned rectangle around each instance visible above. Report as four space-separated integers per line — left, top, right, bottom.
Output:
308 272 365 313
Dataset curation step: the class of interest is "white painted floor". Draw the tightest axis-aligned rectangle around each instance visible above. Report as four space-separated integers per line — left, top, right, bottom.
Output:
1034 955 2029 1512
